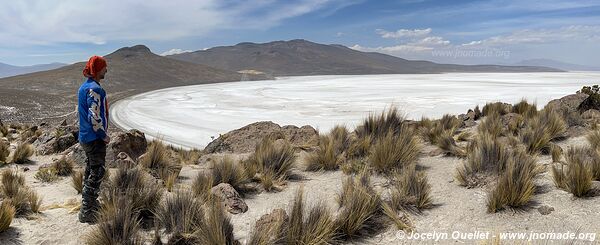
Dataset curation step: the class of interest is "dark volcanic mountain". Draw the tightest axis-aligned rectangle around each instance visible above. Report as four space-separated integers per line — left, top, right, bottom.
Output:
0 45 270 122
0 62 66 78
169 39 562 76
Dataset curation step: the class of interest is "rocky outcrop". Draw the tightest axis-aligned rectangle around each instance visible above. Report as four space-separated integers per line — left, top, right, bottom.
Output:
211 183 248 214
546 93 588 113
106 129 147 165
204 121 319 154
33 125 78 155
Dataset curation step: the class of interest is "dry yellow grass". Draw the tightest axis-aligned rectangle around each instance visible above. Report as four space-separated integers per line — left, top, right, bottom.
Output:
369 128 421 173
12 143 33 164
0 201 15 233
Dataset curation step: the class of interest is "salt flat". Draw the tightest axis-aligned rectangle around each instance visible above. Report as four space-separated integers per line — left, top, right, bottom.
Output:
110 72 599 148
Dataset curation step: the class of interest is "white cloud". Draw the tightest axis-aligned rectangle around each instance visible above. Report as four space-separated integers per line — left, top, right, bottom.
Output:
376 28 432 39
462 25 600 47
160 49 193 56
0 0 351 47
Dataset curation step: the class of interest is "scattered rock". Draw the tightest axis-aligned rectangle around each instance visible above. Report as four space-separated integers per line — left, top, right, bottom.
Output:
210 183 248 214
23 167 29 172
66 143 87 166
459 110 477 127
113 152 136 168
547 93 588 113
538 205 555 215
204 121 319 154
253 208 288 238
106 129 147 166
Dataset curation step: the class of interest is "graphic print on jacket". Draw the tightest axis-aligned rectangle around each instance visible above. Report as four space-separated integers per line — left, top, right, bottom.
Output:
78 78 109 143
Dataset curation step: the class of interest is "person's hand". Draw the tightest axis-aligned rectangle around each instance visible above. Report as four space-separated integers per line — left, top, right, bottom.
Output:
103 135 111 144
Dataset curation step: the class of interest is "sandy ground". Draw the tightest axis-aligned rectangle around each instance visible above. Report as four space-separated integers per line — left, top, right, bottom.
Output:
1 135 600 245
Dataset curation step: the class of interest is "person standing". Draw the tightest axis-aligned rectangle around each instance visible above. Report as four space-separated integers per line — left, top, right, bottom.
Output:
77 55 110 223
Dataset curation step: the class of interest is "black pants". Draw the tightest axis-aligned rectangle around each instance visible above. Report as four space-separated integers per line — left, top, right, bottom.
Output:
80 139 106 214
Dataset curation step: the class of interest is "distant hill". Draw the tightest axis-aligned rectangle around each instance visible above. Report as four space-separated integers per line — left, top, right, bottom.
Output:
512 59 600 71
0 45 270 122
0 62 66 78
169 39 563 76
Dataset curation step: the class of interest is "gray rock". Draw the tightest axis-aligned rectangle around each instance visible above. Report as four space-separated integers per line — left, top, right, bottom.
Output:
211 183 248 214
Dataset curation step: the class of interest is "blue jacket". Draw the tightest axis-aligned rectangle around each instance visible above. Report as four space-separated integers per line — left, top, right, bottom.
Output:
78 78 108 144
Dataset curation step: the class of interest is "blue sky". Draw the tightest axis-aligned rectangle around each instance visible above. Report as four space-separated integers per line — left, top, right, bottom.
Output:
1 0 599 66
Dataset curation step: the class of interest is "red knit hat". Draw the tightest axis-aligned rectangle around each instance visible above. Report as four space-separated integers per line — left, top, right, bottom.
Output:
83 55 107 78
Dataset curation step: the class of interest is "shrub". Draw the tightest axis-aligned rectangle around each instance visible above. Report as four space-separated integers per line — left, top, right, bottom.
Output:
12 143 33 164
34 167 59 183
210 156 251 193
389 165 433 211
487 150 542 213
355 107 405 141
72 169 84 194
85 197 142 245
455 134 511 187
246 136 296 191
51 156 75 176
0 201 15 233
369 128 421 173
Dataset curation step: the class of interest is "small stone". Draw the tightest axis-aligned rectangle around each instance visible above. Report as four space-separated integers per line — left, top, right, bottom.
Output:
538 205 555 215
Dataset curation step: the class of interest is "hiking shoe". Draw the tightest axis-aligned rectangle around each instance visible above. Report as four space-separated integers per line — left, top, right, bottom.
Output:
78 210 97 224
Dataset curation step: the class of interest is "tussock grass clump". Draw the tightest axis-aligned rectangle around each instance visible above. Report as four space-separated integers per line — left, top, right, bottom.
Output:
210 156 251 194
283 188 336 245
482 102 509 117
369 128 421 173
512 99 537 117
191 172 213 201
71 169 84 194
335 172 407 240
389 165 433 211
174 147 202 165
436 131 466 157
50 156 75 176
0 124 8 138
34 167 59 183
139 139 181 181
355 107 405 141
477 113 503 139
0 201 15 233
85 197 143 245
1 169 42 215
246 136 296 192
487 150 543 213
155 190 204 242
346 135 372 159
420 114 461 145
305 135 343 171
456 131 472 142
101 166 163 222
538 107 567 140
587 130 600 151
194 199 237 245
455 134 511 187
0 141 9 164
438 114 462 132
552 147 595 197
519 108 567 154
12 143 33 164
550 144 563 163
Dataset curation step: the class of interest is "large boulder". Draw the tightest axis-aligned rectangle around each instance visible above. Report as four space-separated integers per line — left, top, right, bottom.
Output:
211 183 248 214
204 121 319 154
546 93 588 113
106 129 147 166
